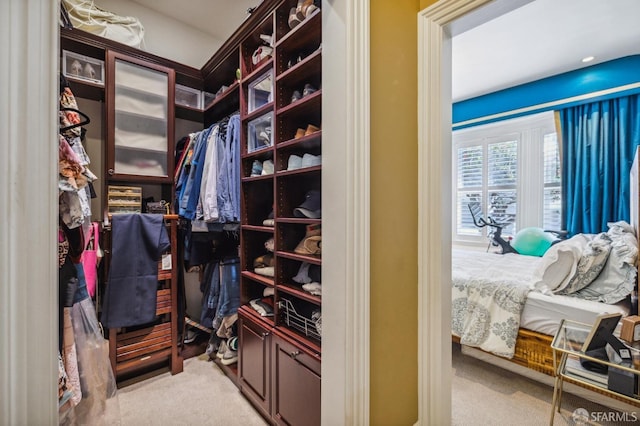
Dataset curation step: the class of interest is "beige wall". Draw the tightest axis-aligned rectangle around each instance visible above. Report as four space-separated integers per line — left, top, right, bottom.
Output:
369 0 431 424
97 0 223 67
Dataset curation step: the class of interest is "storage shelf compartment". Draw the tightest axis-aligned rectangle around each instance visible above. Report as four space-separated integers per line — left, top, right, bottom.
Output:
275 89 321 117
276 5 321 51
278 297 321 342
276 250 321 265
241 179 273 226
241 270 275 287
275 176 320 219
276 48 321 83
239 302 276 326
276 81 322 113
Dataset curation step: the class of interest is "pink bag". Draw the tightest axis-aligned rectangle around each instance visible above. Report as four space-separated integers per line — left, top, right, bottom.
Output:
81 222 101 298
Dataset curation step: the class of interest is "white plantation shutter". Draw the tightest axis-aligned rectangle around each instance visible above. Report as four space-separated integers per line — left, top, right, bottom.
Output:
456 146 483 235
488 141 517 186
543 132 562 230
452 112 561 245
457 146 482 188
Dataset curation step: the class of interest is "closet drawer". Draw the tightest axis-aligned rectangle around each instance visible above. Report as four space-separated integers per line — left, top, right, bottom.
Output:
115 322 172 363
156 289 171 315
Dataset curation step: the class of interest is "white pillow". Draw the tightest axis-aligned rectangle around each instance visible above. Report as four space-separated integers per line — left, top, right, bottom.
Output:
576 222 638 304
531 234 591 294
557 233 612 294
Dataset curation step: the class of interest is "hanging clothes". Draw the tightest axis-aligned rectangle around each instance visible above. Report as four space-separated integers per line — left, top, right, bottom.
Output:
100 214 170 328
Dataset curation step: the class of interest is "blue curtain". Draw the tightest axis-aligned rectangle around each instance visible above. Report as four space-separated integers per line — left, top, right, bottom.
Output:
559 95 640 235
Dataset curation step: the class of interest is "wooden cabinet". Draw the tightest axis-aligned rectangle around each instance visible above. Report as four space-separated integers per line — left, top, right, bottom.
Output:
234 1 322 424
239 310 272 418
271 330 321 426
105 50 176 183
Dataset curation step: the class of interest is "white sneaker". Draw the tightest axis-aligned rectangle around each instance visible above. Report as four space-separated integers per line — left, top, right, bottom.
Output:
287 154 303 171
301 153 321 168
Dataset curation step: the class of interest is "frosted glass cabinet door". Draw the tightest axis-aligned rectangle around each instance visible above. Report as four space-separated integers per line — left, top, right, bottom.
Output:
106 50 175 182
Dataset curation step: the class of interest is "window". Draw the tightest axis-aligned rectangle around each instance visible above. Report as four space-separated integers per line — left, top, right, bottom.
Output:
452 111 561 246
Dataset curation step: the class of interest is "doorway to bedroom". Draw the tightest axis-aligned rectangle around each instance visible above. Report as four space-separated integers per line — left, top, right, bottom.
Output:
418 0 640 423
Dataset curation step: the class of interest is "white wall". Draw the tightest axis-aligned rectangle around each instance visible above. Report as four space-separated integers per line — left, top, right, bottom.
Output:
96 0 223 68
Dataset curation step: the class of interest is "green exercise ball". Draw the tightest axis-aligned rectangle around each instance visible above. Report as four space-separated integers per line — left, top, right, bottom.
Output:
511 227 555 257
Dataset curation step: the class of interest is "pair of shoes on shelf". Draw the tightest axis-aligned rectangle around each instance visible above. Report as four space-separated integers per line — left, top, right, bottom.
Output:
290 83 318 104
259 33 273 47
252 45 273 65
287 153 321 171
258 127 272 146
249 159 274 177
288 0 319 29
294 124 320 139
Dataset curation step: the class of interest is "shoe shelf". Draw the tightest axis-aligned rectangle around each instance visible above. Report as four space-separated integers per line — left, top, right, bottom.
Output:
277 129 322 150
276 47 321 82
241 270 275 286
276 164 321 177
275 89 321 119
234 1 322 422
203 82 240 124
242 101 275 123
275 5 321 49
241 224 275 233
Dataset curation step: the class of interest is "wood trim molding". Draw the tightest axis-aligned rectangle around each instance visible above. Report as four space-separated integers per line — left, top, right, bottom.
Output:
0 0 59 423
416 1 492 425
322 0 370 424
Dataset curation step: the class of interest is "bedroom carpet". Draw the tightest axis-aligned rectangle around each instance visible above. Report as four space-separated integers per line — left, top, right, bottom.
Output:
113 345 637 425
452 343 638 425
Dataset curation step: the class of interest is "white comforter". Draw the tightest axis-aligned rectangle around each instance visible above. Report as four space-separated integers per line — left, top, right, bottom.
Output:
452 249 540 358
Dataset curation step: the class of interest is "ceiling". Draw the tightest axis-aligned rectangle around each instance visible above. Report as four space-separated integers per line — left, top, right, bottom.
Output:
128 0 640 103
452 0 640 101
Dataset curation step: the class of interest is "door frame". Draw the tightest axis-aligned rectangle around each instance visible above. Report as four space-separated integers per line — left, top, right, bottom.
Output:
416 0 493 424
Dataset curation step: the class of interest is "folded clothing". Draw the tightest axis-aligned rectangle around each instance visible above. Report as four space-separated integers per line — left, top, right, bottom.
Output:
302 282 322 296
249 297 274 317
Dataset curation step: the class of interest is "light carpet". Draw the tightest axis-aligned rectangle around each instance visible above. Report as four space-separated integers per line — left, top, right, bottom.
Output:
114 345 639 425
452 343 639 425
116 354 267 426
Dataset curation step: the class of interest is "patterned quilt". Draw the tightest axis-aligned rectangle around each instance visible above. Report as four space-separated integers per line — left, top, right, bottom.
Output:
452 249 541 358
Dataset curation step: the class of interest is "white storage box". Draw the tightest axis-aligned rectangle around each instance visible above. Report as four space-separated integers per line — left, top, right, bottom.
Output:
175 84 202 109
62 50 105 86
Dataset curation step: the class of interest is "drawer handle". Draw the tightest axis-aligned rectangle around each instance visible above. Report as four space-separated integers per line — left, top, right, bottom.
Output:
140 355 151 361
108 168 114 175
290 350 300 359
262 332 270 337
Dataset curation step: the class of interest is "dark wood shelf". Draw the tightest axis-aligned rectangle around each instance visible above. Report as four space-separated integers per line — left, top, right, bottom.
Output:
276 164 321 177
243 102 275 122
241 270 276 286
276 217 321 225
278 283 321 306
241 224 276 233
276 250 321 265
274 324 321 355
277 130 322 149
276 89 321 116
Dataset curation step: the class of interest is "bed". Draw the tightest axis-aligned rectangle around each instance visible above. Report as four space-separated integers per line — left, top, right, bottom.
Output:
451 220 638 376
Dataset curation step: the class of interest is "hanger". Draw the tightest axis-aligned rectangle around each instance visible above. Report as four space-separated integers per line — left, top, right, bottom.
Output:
59 107 91 133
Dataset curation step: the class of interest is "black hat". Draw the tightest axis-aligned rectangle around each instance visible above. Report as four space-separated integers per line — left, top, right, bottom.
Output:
293 189 321 219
